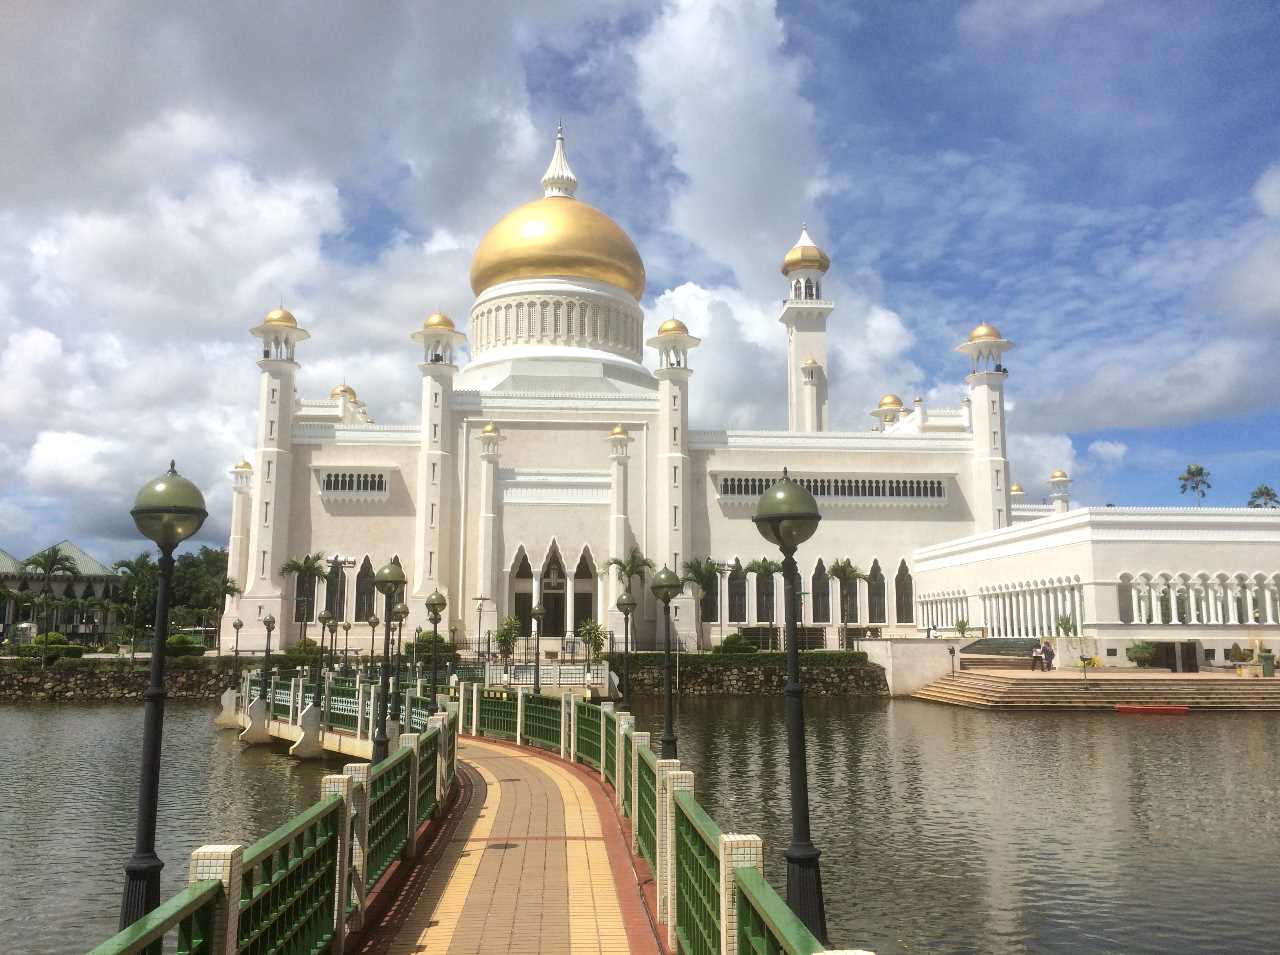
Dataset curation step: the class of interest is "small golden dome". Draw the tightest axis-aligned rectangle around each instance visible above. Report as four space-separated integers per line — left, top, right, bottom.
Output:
968 322 1001 343
878 393 903 410
330 384 357 402
423 312 455 330
1009 483 1024 495
781 225 830 275
234 459 253 471
481 421 499 435
657 317 689 336
802 356 819 367
470 196 646 300
264 307 297 327
1050 469 1069 481
609 424 628 437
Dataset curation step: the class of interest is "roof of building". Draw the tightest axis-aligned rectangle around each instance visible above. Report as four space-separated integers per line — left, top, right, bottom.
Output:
16 540 118 577
0 548 22 575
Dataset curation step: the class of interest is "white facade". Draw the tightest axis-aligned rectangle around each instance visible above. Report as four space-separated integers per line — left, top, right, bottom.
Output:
219 131 1280 666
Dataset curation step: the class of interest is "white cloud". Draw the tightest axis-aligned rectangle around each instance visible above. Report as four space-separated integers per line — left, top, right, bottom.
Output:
1254 162 1280 219
1087 439 1127 467
958 0 1109 41
24 431 121 491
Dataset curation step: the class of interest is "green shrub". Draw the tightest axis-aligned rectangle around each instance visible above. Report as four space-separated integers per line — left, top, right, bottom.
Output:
166 634 206 657
1126 641 1158 667
1228 642 1253 663
711 633 758 654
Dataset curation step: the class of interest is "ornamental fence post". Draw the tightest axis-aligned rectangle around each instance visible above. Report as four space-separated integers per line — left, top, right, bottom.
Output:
664 769 694 948
616 713 634 811
654 758 682 927
343 762 372 928
717 833 763 955
399 733 420 858
560 691 572 758
427 714 448 812
631 731 651 853
321 773 355 953
599 702 614 782
187 844 243 955
516 688 526 746
471 683 481 736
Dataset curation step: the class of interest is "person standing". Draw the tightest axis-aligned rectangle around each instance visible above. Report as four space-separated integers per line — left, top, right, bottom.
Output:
1042 640 1056 671
1032 642 1044 671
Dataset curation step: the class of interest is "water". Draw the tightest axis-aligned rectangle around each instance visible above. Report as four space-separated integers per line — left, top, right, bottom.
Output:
629 695 1280 955
0 703 342 954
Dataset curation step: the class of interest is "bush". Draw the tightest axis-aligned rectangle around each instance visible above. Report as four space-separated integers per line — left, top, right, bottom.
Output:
166 634 206 657
711 634 758 655
1228 643 1253 664
1126 641 1158 667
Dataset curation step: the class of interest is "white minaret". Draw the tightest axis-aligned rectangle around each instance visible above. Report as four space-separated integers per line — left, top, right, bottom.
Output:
605 424 632 635
957 322 1014 532
410 312 467 626
221 459 253 638
1049 469 1072 513
474 421 504 640
870 393 904 431
647 317 701 647
779 225 833 432
242 308 309 649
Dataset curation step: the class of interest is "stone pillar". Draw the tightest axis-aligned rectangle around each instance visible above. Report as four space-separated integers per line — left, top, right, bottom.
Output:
560 691 573 759
399 733 420 858
343 762 372 926
471 683 480 736
599 702 614 782
664 769 695 949
516 688 526 747
320 773 354 952
631 730 651 853
616 713 635 811
654 758 681 926
188 844 244 955
718 833 763 955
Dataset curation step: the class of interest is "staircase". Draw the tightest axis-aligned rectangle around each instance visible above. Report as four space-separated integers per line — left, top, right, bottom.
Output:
913 670 1280 711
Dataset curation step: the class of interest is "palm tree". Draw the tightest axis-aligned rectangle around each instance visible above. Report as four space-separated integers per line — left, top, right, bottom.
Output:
280 552 327 647
0 580 15 642
681 558 720 647
1248 484 1279 508
827 559 863 646
23 545 79 637
606 546 656 598
745 558 783 648
113 553 156 651
1179 464 1211 506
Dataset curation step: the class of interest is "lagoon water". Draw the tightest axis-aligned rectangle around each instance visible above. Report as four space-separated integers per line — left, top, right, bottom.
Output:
4 697 1279 953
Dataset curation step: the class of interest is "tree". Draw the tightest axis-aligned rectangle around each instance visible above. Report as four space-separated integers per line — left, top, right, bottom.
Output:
1248 484 1279 508
955 619 970 639
23 544 79 639
577 619 607 667
280 552 327 648
493 616 521 674
606 546 656 598
1178 464 1211 506
681 557 719 643
113 553 158 644
826 560 863 632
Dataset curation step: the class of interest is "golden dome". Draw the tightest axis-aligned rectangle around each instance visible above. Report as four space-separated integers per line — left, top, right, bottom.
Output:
1009 483 1024 495
781 226 830 275
878 393 903 410
264 307 297 327
968 322 1001 342
609 424 628 437
469 196 645 300
1050 469 1069 481
330 384 357 402
234 459 253 471
657 317 689 336
481 421 499 435
423 312 455 330
802 356 819 367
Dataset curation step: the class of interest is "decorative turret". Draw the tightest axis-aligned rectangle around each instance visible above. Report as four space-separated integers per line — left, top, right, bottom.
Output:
957 321 1016 531
541 121 578 198
1049 469 1072 512
871 393 903 431
778 225 834 432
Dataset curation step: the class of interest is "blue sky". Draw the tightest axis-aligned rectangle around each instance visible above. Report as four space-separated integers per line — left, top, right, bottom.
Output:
0 0 1277 563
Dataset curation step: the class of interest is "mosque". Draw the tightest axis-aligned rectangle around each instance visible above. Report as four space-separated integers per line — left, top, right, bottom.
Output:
220 128 1280 669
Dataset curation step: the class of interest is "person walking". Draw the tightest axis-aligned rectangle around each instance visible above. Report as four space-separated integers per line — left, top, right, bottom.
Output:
1031 642 1044 672
1042 640 1056 671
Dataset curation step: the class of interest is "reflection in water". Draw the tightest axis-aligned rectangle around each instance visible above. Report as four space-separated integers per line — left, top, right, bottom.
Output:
630 695 1280 955
0 703 341 954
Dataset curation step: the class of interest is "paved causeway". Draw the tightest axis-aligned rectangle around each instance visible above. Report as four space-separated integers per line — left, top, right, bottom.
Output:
361 738 659 954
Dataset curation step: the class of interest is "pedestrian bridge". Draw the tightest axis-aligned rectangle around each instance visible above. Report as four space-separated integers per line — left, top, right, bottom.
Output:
87 674 874 954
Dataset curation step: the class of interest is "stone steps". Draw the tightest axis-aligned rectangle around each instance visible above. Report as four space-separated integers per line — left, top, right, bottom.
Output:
913 672 1280 710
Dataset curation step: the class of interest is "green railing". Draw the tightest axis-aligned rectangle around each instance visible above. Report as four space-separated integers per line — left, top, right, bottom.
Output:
87 880 223 955
440 711 456 788
409 696 431 732
271 685 290 720
459 684 471 728
735 867 826 955
478 688 517 740
603 709 617 786
523 691 562 751
237 793 342 954
674 791 722 955
636 743 658 866
575 699 601 769
623 729 633 817
417 729 439 824
327 684 358 731
366 747 412 885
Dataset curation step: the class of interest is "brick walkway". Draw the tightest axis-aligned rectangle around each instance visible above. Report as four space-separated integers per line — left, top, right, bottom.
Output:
366 738 660 954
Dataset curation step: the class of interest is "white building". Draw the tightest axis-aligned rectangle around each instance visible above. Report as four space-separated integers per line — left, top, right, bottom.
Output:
220 128 1280 668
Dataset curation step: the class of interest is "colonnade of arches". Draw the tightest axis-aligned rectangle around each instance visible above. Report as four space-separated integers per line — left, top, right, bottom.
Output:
974 578 1084 638
790 277 822 300
321 472 387 493
719 476 945 500
715 557 912 627
1119 571 1280 626
471 296 641 356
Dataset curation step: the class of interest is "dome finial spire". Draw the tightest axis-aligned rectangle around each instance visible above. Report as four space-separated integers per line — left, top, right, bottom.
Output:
541 121 578 198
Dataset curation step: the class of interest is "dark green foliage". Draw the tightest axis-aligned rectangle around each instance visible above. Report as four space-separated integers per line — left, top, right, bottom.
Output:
1228 642 1253 663
166 634 206 657
711 633 758 654
411 632 460 665
1126 641 1158 667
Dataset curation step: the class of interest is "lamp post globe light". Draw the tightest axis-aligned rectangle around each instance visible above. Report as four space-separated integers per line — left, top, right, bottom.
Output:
752 468 828 944
231 618 243 680
391 602 409 725
315 610 333 706
118 461 207 930
530 603 545 695
425 590 447 715
327 616 339 674
371 560 406 764
259 615 276 700
649 567 682 759
341 620 352 674
616 591 637 711
365 615 379 680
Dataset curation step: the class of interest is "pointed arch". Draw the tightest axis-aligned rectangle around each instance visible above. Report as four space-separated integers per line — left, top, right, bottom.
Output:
324 558 347 619
756 564 775 623
895 559 914 624
728 559 747 623
811 559 831 624
868 559 886 624
353 557 376 622
573 546 597 632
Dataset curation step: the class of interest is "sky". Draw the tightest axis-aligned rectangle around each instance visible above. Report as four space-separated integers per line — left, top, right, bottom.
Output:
1 0 1278 564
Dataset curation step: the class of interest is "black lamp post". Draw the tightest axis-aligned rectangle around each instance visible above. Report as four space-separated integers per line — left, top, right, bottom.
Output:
326 617 339 674
118 461 207 930
341 621 351 675
531 603 545 695
752 468 828 944
474 595 487 664
413 626 422 674
650 567 682 759
366 614 378 681
371 559 405 764
314 610 332 707
426 590 446 714
616 591 636 711
391 601 409 725
259 614 276 701
231 618 243 681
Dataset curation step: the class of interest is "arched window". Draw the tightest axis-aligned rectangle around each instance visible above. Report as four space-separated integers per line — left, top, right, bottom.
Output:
755 565 775 623
353 557 376 622
324 560 346 619
868 560 886 624
895 560 914 624
811 560 830 624
728 560 746 623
